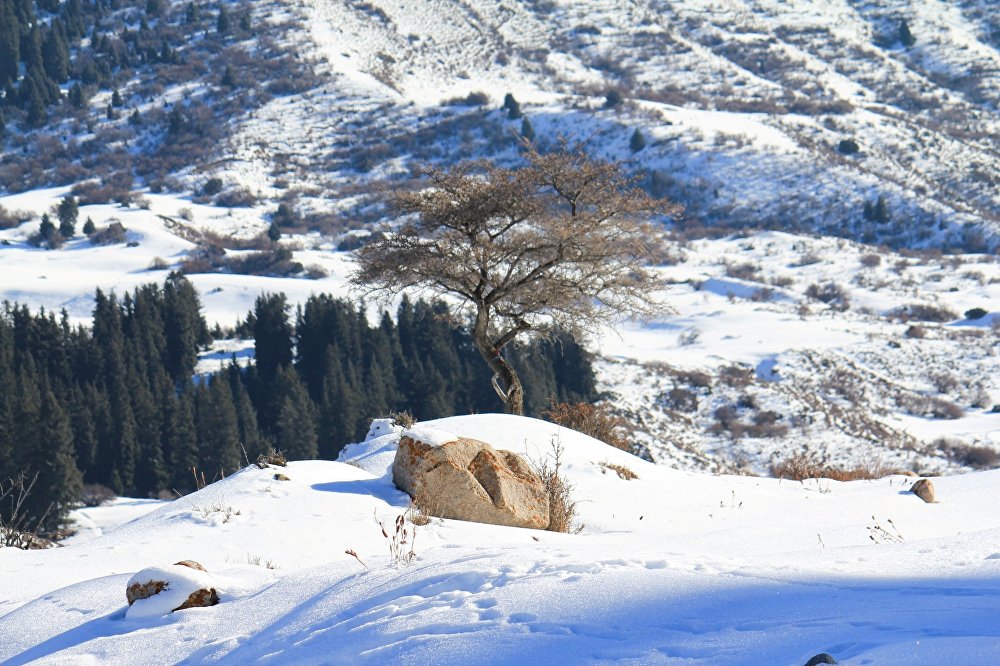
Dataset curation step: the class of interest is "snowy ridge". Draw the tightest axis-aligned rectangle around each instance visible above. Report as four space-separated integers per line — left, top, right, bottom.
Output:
1 414 999 663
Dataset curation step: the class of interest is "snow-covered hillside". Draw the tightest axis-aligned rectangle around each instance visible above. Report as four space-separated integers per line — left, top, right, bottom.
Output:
2 415 999 664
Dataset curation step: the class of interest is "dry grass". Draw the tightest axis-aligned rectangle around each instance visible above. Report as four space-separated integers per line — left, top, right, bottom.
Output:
532 439 579 533
542 400 630 452
255 449 287 468
598 461 639 480
771 452 893 481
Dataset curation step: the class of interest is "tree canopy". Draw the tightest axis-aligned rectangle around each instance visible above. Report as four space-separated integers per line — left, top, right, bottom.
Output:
352 143 679 414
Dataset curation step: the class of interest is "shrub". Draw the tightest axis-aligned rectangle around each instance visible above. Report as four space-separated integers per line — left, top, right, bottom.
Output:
725 262 762 281
202 177 224 196
888 304 957 322
0 204 32 229
542 400 630 452
90 221 128 245
770 452 891 481
805 282 850 310
965 307 988 320
837 139 859 155
80 483 116 507
215 188 257 208
666 387 698 412
718 364 753 388
860 253 882 268
148 257 170 270
533 440 577 533
598 461 638 480
947 444 999 469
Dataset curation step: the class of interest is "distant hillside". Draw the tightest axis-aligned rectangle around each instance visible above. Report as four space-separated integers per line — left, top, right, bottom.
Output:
1 0 997 250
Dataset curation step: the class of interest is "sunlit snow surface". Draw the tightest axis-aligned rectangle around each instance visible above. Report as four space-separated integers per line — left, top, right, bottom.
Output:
2 415 999 664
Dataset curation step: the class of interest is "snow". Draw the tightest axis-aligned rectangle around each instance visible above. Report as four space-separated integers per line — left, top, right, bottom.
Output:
2 414 999 663
401 425 459 447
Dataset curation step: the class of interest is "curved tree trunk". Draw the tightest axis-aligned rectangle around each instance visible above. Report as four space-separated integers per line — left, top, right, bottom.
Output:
472 308 525 415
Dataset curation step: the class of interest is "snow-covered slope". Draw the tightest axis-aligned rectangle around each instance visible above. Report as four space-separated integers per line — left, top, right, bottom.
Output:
1 415 999 664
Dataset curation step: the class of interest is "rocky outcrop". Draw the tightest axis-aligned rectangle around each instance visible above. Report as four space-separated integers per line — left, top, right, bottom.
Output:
393 433 549 530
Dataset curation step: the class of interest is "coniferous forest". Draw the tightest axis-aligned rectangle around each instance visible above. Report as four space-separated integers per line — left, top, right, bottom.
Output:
0 274 597 533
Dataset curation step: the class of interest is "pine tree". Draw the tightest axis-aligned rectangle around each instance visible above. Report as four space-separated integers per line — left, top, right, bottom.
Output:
630 128 646 153
111 88 123 107
163 272 207 384
899 19 916 47
273 366 317 460
82 217 95 235
216 6 229 34
267 222 281 242
239 11 251 32
56 196 78 238
196 376 241 479
39 213 56 241
69 82 84 109
253 293 293 381
220 65 235 88
165 389 198 492
41 22 70 83
0 0 20 86
145 0 161 16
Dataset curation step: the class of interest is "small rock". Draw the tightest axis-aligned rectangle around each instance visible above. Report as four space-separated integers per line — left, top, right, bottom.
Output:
174 560 206 571
805 654 837 666
274 473 290 481
911 478 936 503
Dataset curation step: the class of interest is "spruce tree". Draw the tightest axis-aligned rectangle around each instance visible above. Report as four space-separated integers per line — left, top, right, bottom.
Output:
899 19 915 47
41 22 70 83
165 389 199 492
82 217 95 235
273 366 317 460
0 0 19 86
253 293 293 381
196 376 241 479
216 6 229 34
57 196 78 237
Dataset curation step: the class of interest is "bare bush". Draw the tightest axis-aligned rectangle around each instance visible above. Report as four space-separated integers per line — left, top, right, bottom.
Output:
946 443 999 470
90 221 128 245
805 282 850 311
887 303 958 322
533 440 578 533
80 483 116 508
771 452 891 481
543 400 631 452
0 205 32 229
718 364 753 388
598 461 638 480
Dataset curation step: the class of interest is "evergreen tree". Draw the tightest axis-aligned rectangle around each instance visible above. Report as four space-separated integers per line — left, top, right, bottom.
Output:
220 65 235 88
630 128 646 153
253 293 293 381
196 376 241 479
185 3 198 23
163 272 206 383
56 196 78 237
39 213 55 241
216 6 229 34
0 0 20 86
69 82 84 109
145 0 161 16
111 88 123 107
82 217 95 235
239 11 251 32
267 222 281 242
165 389 198 492
273 366 317 460
899 19 916 47
41 22 70 83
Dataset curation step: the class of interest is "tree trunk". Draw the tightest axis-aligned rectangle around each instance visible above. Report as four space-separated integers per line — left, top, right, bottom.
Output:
472 308 524 415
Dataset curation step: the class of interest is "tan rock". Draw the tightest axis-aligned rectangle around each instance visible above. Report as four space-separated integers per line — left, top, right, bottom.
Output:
911 478 936 503
393 435 549 530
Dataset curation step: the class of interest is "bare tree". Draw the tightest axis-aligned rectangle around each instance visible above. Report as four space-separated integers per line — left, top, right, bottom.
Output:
352 144 680 415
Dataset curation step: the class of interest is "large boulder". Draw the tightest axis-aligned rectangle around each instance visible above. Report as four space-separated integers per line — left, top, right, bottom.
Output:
393 429 549 530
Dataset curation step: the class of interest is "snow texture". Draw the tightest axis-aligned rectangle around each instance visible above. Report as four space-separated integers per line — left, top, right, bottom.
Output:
1 415 998 664
401 425 459 447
